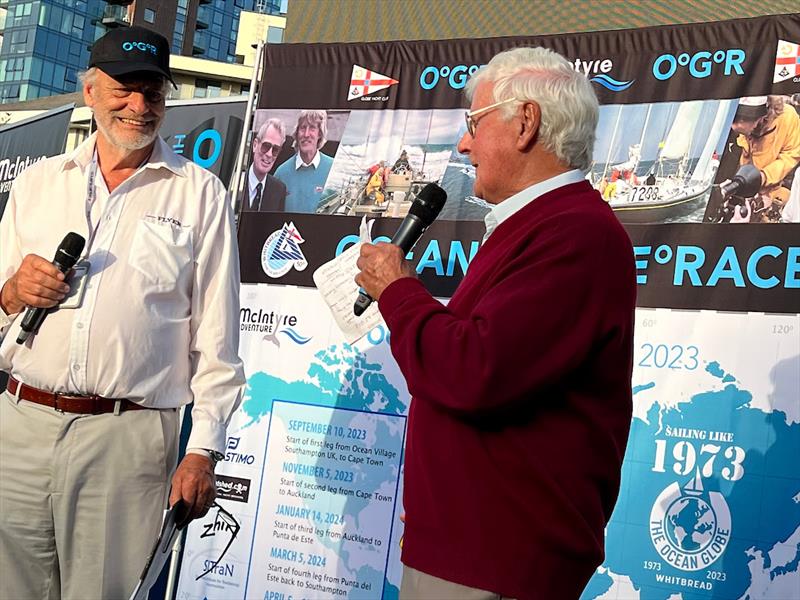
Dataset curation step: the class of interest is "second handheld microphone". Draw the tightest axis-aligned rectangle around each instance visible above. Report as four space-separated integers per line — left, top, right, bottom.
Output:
354 183 447 316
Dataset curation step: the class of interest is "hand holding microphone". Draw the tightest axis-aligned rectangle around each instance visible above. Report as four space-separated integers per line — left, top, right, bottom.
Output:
354 183 447 315
4 232 86 344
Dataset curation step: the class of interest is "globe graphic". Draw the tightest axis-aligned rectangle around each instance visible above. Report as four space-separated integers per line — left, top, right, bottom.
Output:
665 496 716 552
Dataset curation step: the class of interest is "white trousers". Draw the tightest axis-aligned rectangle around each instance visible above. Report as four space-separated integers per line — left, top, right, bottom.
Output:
0 390 179 600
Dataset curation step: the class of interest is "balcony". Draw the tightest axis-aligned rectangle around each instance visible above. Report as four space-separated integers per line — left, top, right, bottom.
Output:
101 4 131 28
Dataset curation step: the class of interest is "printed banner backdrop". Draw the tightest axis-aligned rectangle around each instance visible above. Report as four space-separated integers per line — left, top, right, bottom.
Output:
0 104 73 218
177 14 800 600
160 97 247 188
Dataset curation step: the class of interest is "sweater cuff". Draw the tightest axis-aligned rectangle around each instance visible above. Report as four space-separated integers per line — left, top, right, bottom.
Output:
378 277 430 324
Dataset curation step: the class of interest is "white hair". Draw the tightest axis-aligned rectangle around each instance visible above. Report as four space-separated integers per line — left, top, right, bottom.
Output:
79 67 171 96
78 67 97 88
466 47 598 173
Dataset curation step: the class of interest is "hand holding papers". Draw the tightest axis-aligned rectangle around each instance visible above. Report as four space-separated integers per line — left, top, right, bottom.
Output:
313 218 383 344
129 500 191 600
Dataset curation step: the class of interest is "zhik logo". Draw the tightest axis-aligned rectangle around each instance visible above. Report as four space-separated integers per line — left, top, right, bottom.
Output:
348 65 398 101
195 502 240 581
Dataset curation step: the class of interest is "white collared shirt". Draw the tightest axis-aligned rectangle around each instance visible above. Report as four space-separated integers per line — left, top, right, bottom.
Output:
247 164 265 208
483 169 586 242
294 150 321 170
0 133 245 453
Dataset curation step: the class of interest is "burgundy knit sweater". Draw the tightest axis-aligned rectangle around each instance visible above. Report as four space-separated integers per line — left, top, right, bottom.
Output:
379 181 636 600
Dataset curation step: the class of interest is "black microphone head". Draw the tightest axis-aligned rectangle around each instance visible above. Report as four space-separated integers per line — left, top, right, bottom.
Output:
54 232 86 269
408 183 447 226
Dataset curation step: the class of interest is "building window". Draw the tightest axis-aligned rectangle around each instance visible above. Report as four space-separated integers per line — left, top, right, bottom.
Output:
69 40 81 59
73 14 85 35
194 78 222 98
6 57 24 76
4 84 21 100
10 29 29 51
144 8 155 23
267 26 283 44
168 82 184 100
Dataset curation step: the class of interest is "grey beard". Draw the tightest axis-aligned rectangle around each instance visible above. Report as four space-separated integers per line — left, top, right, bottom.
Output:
95 116 159 151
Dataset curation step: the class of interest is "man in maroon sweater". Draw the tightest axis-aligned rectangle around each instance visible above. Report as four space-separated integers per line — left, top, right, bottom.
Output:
356 47 636 599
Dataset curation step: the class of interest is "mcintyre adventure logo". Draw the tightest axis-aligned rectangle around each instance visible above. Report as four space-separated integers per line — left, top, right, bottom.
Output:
239 306 312 346
570 57 634 92
0 155 46 193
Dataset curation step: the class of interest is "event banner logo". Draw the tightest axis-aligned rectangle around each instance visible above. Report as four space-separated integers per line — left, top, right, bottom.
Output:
216 475 252 503
0 155 45 194
774 39 800 83
651 49 745 82
348 65 399 101
649 472 732 573
239 305 312 346
261 222 308 278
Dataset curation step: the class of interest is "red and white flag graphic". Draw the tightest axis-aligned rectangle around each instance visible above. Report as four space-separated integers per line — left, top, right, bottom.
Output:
348 65 398 100
774 40 800 83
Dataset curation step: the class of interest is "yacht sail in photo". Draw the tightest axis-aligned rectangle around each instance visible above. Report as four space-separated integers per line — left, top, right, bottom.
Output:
594 100 736 223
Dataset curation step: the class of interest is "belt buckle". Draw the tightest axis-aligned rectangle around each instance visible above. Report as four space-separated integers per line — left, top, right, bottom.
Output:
52 392 66 413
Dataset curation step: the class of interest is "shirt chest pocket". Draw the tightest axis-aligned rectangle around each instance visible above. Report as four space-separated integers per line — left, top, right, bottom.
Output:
127 218 194 291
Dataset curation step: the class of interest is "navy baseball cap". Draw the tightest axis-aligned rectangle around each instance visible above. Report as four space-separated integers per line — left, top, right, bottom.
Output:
89 26 175 86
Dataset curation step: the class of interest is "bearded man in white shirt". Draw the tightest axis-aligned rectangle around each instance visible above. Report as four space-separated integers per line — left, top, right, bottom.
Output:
0 26 245 599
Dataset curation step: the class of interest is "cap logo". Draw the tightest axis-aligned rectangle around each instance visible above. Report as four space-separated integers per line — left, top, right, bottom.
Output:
122 41 157 55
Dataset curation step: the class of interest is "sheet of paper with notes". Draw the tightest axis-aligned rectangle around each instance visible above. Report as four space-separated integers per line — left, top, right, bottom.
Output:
313 218 383 344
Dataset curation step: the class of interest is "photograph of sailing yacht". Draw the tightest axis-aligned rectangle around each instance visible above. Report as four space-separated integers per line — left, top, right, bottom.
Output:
436 98 739 224
590 99 737 223
315 109 459 219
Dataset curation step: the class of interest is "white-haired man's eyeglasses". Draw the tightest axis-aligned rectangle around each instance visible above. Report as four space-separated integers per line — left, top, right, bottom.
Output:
464 97 520 137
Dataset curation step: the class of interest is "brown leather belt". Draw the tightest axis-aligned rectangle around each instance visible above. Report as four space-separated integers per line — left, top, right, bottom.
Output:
7 376 147 415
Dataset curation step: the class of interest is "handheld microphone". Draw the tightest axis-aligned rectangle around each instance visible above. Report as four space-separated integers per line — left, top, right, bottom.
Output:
354 183 447 316
16 232 86 344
